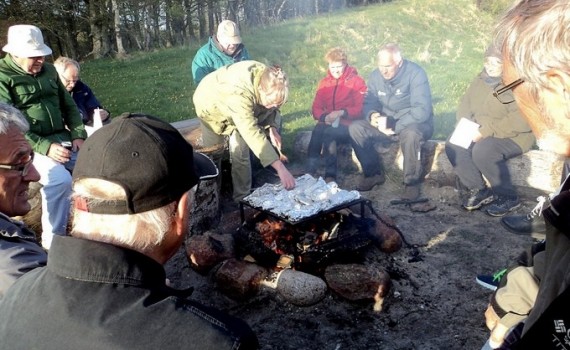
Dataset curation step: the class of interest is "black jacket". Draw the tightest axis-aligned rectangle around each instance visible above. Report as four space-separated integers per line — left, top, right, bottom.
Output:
0 235 258 349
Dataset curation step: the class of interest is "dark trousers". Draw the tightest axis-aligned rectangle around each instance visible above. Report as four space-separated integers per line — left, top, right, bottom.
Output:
445 137 523 196
307 123 353 178
349 120 432 182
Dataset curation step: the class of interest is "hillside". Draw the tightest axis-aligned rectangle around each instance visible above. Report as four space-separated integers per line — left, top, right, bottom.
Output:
80 0 496 146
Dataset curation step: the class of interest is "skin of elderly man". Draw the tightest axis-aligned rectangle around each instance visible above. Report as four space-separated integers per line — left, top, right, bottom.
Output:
480 1 570 349
0 102 46 298
0 113 259 350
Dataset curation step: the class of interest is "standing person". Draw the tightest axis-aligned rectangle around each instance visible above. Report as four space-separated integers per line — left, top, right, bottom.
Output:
445 47 534 215
193 60 295 202
54 56 110 135
192 19 251 85
0 25 87 249
0 113 259 350
481 0 570 348
0 102 46 298
307 47 384 190
352 43 434 200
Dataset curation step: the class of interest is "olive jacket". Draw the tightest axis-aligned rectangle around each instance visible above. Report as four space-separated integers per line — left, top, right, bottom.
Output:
193 60 280 168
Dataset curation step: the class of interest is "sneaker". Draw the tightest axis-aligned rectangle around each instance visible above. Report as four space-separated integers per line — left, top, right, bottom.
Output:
501 196 548 236
476 268 507 291
400 184 421 201
356 173 385 191
485 195 521 217
462 187 494 211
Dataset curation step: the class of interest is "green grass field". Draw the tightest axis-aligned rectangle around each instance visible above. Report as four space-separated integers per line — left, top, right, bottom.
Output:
80 0 497 158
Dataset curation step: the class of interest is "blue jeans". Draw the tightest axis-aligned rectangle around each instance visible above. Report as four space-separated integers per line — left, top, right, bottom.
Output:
33 151 77 249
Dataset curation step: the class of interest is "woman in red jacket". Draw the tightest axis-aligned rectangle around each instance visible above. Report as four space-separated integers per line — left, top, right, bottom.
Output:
307 47 369 185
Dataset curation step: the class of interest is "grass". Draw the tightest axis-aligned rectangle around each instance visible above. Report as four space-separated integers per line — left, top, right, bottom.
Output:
80 0 497 159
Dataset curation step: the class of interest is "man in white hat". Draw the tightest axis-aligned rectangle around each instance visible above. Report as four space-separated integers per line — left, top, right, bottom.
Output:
191 19 251 85
0 24 87 249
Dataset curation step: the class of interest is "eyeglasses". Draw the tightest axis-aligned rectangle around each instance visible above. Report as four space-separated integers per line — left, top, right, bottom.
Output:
0 152 35 176
493 78 525 104
60 75 78 84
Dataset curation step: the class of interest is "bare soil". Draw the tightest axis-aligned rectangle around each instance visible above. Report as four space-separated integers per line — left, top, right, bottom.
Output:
165 161 538 350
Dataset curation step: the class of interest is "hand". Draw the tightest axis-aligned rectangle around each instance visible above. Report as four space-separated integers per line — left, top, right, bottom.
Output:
370 112 382 128
484 304 510 348
72 139 84 152
325 110 344 125
47 143 71 164
98 109 110 122
472 131 483 143
271 160 295 190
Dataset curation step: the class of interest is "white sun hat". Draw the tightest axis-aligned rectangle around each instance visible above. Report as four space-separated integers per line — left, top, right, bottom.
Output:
2 25 52 58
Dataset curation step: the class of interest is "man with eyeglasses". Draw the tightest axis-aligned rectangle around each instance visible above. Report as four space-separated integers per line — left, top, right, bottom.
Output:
480 1 570 349
54 56 110 135
0 25 86 249
0 102 47 298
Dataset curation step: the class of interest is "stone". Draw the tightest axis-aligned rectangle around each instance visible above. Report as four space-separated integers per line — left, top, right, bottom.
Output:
213 258 268 300
270 269 328 306
324 263 391 312
186 231 235 274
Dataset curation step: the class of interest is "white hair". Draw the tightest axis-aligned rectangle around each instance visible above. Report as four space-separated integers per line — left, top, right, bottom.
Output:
71 178 177 255
0 102 28 134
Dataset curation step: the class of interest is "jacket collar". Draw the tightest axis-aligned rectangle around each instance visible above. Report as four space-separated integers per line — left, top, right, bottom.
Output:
0 212 37 241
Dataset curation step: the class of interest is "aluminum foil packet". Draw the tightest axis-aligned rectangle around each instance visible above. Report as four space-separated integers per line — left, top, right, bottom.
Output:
243 174 361 222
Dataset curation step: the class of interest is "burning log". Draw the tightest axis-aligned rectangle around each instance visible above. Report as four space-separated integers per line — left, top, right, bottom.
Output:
213 258 268 300
369 214 403 253
324 264 391 312
186 231 235 274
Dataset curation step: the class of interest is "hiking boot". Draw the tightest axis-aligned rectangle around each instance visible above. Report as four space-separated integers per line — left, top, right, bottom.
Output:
356 173 385 191
476 268 507 291
401 184 421 201
485 195 521 217
501 195 548 238
462 187 494 211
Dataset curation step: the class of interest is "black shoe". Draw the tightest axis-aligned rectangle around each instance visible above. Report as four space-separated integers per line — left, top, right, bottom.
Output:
462 188 494 211
501 195 548 237
485 195 521 217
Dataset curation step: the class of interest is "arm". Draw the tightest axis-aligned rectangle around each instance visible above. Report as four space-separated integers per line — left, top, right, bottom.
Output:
57 78 87 142
343 75 367 120
363 71 383 121
311 79 330 122
192 52 215 85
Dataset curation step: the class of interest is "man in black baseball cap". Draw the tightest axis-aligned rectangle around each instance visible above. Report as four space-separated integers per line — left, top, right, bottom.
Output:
0 113 259 349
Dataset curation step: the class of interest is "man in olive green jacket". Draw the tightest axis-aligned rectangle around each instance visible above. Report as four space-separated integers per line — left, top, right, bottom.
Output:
193 60 295 202
0 25 86 249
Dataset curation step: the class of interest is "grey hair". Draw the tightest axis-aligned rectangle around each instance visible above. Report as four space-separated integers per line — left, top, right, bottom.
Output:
494 0 570 100
71 178 178 256
54 56 81 74
0 102 29 134
377 43 403 64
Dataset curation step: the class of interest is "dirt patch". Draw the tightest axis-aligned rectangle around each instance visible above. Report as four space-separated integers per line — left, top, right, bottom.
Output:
165 161 537 350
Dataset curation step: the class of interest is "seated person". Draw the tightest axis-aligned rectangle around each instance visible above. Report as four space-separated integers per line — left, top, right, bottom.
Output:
191 20 250 85
0 102 47 298
193 61 295 202
445 47 534 217
307 47 370 186
0 113 258 349
351 43 434 200
54 56 110 134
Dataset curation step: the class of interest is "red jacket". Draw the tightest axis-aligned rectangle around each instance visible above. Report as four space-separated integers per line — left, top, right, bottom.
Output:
311 65 367 127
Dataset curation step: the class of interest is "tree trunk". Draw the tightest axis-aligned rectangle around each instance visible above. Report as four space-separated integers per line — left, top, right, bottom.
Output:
88 0 105 58
111 0 127 57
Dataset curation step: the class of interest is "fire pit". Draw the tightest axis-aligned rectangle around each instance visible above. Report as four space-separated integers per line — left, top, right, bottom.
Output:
236 175 374 273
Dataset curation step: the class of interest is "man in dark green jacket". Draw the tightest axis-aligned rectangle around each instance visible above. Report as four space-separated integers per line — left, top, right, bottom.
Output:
191 20 251 85
0 25 87 249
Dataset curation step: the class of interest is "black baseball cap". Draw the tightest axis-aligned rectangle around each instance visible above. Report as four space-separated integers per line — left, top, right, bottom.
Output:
72 113 218 214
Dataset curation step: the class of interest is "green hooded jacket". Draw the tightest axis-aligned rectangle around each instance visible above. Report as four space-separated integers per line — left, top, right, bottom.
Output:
0 55 86 155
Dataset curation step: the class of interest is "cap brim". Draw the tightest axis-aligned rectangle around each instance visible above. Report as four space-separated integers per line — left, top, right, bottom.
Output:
194 152 219 182
2 44 52 57
228 36 242 45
